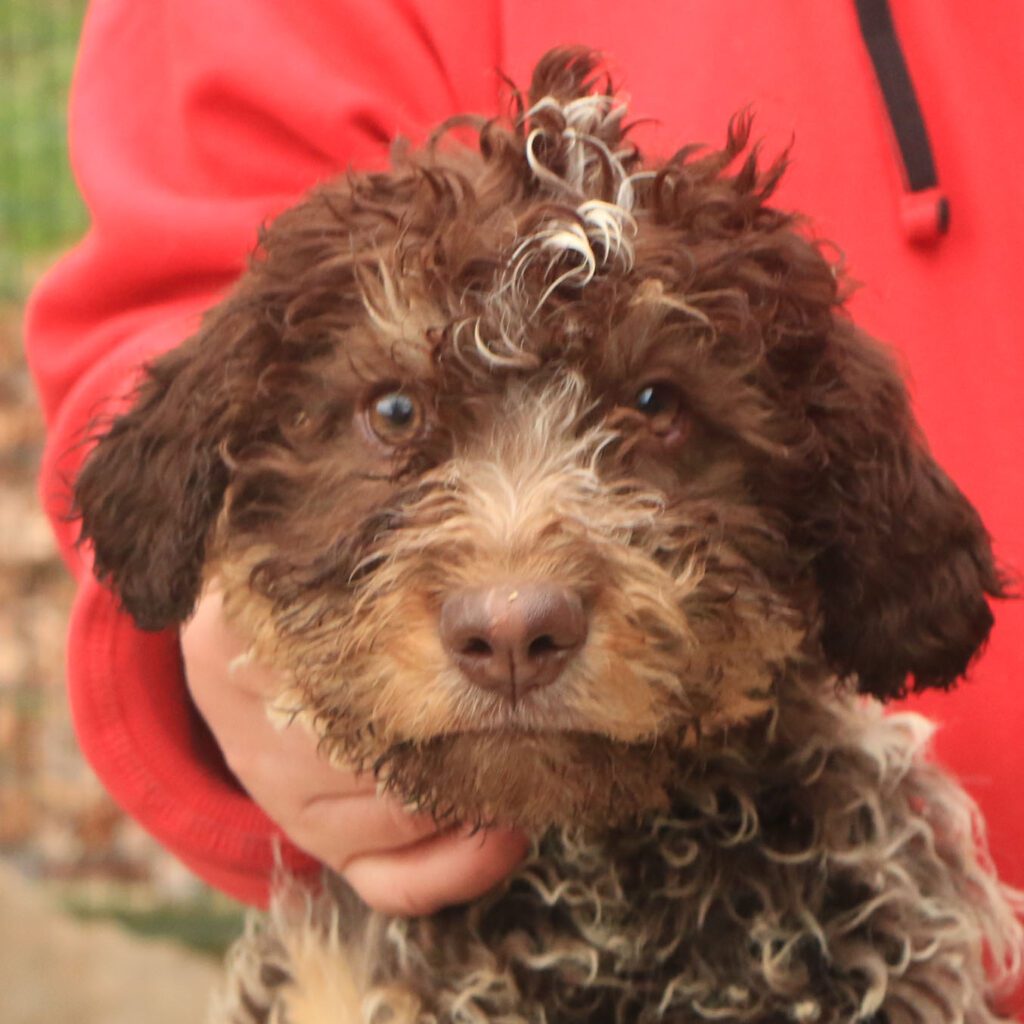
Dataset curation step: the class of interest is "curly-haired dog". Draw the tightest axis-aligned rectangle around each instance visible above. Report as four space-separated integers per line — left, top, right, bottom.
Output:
75 50 1023 1024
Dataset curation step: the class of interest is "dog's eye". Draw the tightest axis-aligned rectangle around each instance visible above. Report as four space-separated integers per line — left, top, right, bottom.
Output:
634 382 680 417
635 381 686 426
366 390 424 445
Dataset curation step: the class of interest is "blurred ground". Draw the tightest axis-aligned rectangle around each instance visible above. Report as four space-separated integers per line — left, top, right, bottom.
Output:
0 859 219 1024
0 4 246 1018
0 298 243 1022
0 296 237 896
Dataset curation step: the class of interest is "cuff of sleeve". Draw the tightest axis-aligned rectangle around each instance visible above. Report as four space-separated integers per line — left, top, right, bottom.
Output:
68 573 319 907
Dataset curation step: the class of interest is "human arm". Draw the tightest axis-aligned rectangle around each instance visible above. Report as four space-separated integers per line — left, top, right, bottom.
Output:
25 0 518 908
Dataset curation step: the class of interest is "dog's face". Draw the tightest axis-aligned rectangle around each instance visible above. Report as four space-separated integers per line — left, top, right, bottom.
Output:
75 51 1000 829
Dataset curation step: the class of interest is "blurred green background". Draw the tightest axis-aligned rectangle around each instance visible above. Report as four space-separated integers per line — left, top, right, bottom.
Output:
0 0 89 299
0 5 245 1007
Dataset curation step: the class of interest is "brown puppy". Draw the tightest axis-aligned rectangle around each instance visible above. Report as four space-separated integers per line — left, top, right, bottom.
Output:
75 50 1022 1024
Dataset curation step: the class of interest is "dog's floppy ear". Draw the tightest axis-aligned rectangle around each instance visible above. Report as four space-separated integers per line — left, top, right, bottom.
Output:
658 116 1003 699
797 322 1004 699
73 305 254 631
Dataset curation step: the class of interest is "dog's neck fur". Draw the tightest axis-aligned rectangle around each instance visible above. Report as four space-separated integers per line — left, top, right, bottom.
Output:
217 671 1022 1024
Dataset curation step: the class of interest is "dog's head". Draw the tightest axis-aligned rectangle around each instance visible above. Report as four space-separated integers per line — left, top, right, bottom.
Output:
74 50 1001 829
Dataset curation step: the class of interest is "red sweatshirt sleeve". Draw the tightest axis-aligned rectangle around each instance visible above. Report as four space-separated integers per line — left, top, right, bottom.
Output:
24 0 500 905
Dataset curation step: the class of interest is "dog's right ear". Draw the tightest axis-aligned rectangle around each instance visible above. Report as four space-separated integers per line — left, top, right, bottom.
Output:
73 310 247 631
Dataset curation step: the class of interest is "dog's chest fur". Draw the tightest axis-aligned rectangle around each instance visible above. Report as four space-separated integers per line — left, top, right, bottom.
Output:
220 683 1018 1024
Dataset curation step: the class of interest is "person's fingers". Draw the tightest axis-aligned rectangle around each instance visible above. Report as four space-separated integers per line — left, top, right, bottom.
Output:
181 583 529 916
343 827 530 917
181 587 352 791
184 645 345 794
182 588 444 861
188 664 442 859
181 586 274 698
288 790 441 869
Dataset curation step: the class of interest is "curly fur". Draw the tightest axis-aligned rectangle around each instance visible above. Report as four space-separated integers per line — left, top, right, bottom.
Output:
73 48 1021 1024
214 682 1024 1024
339 688 1023 1024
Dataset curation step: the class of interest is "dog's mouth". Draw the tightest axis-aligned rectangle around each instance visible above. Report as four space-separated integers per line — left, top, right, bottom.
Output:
443 684 612 737
371 728 680 831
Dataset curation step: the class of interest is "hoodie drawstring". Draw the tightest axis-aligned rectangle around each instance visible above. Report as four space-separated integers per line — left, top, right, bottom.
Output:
854 0 949 244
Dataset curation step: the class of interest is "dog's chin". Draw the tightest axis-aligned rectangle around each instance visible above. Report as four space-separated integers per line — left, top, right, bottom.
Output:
371 730 679 833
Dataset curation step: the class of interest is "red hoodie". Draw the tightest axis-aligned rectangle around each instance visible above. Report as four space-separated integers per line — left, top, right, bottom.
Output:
25 0 1024 943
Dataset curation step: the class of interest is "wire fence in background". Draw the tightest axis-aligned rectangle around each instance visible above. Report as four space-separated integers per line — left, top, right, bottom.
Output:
0 0 88 300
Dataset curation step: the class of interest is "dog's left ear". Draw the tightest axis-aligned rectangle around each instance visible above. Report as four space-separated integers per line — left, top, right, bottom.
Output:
72 296 264 631
790 321 1004 699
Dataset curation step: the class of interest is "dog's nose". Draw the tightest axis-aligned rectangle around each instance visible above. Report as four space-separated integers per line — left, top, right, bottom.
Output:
440 583 587 702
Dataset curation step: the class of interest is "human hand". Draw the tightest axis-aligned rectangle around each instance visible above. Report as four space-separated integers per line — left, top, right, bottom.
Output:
180 588 529 916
